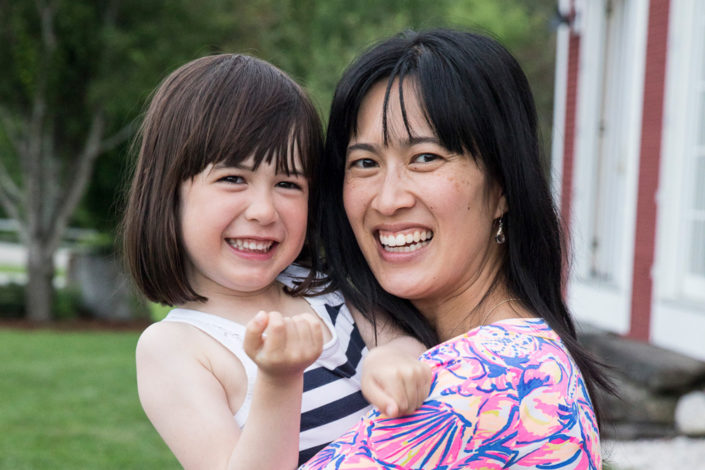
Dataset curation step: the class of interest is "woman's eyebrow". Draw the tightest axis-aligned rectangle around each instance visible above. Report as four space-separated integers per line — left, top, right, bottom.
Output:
406 136 441 146
346 142 377 154
347 136 439 153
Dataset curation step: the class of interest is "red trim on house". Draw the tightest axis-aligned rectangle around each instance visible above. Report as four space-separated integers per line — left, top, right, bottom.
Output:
560 32 581 235
629 0 671 341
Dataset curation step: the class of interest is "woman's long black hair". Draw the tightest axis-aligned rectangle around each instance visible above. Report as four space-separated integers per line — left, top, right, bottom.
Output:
308 28 612 425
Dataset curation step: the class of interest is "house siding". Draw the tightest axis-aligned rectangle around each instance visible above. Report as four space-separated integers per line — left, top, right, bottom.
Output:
629 0 671 340
561 32 582 234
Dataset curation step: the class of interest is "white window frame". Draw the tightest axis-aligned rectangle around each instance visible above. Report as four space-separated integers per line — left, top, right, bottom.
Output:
656 0 705 302
566 0 648 334
681 9 705 297
653 0 705 360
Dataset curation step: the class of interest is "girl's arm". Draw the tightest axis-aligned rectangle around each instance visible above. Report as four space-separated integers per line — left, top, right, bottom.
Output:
237 311 323 469
136 311 322 470
348 305 432 418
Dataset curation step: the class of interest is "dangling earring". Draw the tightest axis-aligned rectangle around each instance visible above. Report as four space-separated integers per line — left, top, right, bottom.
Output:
495 216 506 244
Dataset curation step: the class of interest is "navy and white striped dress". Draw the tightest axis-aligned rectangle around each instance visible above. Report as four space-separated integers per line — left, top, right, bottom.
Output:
162 266 373 466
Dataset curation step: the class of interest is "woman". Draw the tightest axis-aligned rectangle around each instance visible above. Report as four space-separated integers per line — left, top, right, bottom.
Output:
303 29 610 469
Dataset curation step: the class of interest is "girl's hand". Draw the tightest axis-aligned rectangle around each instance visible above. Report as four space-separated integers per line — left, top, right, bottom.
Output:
243 311 324 378
360 341 432 418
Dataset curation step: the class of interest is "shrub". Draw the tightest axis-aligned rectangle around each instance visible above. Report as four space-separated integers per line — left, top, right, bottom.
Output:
0 283 25 319
0 284 92 320
53 286 92 320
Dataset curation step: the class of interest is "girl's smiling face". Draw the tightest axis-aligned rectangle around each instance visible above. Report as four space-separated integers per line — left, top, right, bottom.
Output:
179 154 308 299
343 79 506 316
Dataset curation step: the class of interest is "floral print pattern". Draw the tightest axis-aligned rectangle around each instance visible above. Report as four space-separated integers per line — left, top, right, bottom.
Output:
300 318 600 470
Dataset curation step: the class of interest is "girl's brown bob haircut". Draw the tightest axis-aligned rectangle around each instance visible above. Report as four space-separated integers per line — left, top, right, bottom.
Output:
122 54 323 306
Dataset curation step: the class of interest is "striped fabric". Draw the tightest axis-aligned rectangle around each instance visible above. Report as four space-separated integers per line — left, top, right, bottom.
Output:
163 266 373 466
279 267 374 465
297 302 373 463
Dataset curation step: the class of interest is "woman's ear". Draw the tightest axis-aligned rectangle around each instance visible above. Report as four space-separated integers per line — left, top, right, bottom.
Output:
493 191 508 219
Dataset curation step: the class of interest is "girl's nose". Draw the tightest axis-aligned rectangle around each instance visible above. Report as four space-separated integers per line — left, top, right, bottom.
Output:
244 189 277 224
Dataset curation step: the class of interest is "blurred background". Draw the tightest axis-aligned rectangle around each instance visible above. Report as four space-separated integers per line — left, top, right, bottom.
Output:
0 0 702 468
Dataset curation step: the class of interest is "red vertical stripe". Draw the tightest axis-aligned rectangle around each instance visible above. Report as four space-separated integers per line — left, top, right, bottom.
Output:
561 32 581 239
629 0 671 340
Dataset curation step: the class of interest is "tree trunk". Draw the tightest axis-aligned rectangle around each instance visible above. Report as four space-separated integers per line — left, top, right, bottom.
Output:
25 239 55 322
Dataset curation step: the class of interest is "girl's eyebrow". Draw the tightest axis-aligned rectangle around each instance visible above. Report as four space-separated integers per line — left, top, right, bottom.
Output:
212 161 305 176
212 162 250 170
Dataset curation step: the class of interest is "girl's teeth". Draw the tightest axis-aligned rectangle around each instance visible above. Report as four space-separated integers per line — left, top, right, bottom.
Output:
230 239 273 253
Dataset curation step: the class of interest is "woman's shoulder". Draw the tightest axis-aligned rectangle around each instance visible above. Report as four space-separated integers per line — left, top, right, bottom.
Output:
421 317 579 387
415 318 599 464
475 317 560 341
425 318 559 356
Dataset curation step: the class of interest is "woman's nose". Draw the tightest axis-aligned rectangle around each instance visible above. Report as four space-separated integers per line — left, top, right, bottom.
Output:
371 169 415 215
244 189 277 224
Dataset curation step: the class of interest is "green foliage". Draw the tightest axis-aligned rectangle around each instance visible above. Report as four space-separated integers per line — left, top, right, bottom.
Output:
0 283 111 320
52 286 90 321
0 283 25 319
148 302 171 322
241 0 448 113
0 0 248 231
1 0 557 234
0 329 178 469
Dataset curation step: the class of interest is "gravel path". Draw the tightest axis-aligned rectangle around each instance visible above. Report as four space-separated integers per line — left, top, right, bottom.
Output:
602 437 705 469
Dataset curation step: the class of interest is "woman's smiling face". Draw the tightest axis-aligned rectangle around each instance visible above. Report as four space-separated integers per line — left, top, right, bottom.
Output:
343 79 506 313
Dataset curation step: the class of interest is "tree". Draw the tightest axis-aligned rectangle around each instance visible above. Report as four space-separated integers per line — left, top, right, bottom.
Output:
0 0 243 321
0 0 556 322
230 0 556 145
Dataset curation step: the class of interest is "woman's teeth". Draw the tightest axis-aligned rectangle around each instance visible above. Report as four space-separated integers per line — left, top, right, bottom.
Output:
228 239 274 253
379 230 433 252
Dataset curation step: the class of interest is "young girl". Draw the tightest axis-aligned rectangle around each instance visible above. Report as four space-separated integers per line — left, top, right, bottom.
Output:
122 54 431 470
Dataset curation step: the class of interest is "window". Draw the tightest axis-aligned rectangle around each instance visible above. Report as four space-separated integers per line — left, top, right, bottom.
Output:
682 16 705 296
658 0 705 303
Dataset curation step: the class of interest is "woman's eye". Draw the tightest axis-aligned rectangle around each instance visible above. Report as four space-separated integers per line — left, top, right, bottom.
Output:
349 158 378 169
218 175 245 184
412 153 441 164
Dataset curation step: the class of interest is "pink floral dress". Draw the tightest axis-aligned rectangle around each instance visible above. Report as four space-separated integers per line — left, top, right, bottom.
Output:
300 318 601 469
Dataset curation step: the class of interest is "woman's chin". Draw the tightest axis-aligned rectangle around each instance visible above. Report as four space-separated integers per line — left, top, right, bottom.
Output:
376 276 429 302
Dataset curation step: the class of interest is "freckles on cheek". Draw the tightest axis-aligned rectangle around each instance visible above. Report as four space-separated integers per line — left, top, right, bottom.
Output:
343 180 363 210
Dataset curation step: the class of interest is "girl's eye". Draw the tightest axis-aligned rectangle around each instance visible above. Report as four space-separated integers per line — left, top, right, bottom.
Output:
412 153 441 164
276 181 303 190
349 158 378 169
218 175 245 184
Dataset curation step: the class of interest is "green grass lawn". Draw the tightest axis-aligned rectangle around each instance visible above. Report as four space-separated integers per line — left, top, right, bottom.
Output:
0 328 179 469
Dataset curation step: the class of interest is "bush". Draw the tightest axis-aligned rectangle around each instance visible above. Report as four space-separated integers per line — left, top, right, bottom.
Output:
0 284 92 320
0 282 25 319
53 286 92 320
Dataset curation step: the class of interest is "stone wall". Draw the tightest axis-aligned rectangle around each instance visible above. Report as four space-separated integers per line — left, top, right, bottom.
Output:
578 324 705 439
